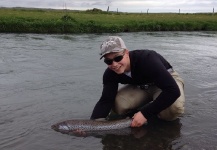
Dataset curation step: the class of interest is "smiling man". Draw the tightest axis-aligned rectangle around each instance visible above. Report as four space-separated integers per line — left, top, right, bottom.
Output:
90 36 185 127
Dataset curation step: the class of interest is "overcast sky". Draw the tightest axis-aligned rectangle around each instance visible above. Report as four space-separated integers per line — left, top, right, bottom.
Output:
0 0 216 13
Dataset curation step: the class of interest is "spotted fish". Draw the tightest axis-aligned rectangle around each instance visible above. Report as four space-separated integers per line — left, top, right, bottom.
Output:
51 118 132 134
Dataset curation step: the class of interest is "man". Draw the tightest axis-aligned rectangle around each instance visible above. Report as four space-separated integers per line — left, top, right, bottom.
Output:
90 36 185 127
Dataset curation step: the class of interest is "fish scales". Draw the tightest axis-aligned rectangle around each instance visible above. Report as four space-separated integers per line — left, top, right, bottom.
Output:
51 118 132 133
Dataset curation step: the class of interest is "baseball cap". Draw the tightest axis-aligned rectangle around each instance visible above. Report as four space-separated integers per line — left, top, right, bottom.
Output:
99 36 127 59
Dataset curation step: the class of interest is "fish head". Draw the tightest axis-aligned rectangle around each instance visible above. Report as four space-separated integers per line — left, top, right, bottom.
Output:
51 124 59 131
51 122 70 132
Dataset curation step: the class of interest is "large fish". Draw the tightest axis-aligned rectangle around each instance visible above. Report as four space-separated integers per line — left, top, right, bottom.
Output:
51 118 132 135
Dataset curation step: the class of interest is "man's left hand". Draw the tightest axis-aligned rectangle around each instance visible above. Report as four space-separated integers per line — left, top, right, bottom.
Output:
131 111 147 127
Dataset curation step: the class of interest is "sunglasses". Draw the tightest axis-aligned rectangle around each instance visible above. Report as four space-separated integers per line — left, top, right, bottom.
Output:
104 53 125 65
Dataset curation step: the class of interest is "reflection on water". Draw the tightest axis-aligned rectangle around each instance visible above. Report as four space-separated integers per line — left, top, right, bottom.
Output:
101 118 182 150
0 32 217 150
60 117 182 150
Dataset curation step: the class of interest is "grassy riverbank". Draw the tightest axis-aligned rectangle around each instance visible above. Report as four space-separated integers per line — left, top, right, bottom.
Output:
0 8 217 33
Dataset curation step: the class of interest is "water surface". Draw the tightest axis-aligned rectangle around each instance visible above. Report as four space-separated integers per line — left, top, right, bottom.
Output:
0 32 217 150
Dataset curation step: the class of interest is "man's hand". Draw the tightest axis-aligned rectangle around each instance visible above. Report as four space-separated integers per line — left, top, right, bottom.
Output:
131 111 147 127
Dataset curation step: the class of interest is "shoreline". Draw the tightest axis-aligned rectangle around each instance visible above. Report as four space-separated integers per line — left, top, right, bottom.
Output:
0 8 217 33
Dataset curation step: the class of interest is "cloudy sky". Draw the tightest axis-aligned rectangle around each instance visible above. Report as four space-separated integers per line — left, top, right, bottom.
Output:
0 0 216 13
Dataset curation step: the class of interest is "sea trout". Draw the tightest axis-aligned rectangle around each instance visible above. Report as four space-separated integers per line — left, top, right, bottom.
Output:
51 118 132 134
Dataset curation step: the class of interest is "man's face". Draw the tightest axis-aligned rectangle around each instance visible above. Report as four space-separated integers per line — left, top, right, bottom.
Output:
104 50 130 74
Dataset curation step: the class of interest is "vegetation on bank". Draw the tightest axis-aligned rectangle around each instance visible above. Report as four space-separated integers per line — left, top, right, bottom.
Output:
0 8 217 33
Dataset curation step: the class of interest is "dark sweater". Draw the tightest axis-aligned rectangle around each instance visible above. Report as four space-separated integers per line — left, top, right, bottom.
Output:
90 49 180 120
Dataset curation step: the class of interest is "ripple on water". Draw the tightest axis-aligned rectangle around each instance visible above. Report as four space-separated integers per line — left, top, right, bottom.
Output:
0 127 35 150
0 103 37 149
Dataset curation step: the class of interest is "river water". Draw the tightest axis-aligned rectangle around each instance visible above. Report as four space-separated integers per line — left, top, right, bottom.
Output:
0 32 217 150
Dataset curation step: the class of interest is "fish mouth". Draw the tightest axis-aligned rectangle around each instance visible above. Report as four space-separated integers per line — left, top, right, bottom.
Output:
51 124 59 131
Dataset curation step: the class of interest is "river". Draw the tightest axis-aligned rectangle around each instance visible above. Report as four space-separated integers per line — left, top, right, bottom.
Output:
0 32 217 150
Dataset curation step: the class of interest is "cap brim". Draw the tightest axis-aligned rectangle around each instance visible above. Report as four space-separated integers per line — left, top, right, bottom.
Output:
99 49 124 60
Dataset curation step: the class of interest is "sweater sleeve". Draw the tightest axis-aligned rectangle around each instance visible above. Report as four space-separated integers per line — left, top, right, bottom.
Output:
140 53 181 120
90 69 118 119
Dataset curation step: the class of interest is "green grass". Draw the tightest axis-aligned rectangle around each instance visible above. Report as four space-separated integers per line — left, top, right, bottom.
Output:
0 8 217 33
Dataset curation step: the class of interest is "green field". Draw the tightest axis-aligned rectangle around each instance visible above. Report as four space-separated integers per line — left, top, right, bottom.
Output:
0 8 217 33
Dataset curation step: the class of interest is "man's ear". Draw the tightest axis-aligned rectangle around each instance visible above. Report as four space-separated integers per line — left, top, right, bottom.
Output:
125 49 129 54
125 49 130 57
